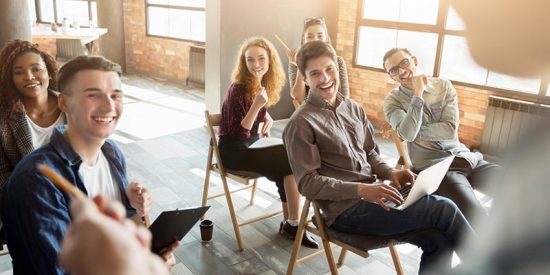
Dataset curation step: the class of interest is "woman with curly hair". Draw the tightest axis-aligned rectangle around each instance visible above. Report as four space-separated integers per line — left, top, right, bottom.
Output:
0 40 65 188
218 37 318 248
287 17 349 106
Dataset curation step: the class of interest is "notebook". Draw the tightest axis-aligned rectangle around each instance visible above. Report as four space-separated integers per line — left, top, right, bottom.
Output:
249 137 283 149
384 156 455 210
149 206 210 254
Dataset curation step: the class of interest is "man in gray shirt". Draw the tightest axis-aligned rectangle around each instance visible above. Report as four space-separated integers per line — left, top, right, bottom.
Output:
283 40 475 274
382 48 500 221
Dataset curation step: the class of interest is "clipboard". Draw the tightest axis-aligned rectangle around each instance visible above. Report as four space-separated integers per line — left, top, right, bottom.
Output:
149 206 210 254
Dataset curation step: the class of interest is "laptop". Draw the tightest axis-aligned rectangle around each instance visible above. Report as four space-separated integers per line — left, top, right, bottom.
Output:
384 156 455 210
149 206 210 254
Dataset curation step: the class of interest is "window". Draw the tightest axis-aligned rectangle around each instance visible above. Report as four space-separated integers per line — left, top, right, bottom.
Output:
29 0 97 27
145 0 206 43
355 0 548 100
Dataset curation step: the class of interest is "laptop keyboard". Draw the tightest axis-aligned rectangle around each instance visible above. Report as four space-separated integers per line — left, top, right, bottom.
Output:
399 184 412 200
382 184 412 207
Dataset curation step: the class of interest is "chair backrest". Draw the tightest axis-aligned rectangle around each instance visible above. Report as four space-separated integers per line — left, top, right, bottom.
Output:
389 129 412 170
287 198 404 275
204 110 226 171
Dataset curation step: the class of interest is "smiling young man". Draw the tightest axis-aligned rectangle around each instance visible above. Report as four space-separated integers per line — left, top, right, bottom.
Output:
283 41 475 274
382 48 500 222
1 56 153 274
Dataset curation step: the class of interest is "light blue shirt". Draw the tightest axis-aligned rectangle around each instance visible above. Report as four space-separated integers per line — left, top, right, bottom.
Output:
383 77 482 170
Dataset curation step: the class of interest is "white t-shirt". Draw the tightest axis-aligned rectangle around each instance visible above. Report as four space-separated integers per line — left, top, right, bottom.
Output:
79 151 121 202
26 113 65 149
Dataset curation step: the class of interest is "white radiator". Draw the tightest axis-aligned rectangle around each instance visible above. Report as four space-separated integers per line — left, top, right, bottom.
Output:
480 96 550 157
186 45 205 87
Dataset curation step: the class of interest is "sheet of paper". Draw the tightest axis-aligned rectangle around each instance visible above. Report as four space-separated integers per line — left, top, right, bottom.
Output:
249 137 283 149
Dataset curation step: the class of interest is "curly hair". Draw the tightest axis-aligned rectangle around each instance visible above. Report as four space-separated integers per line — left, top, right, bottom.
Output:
231 37 286 107
0 40 59 113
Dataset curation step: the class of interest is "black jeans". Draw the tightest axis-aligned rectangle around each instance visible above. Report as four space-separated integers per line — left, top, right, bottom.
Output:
434 157 501 221
219 135 292 202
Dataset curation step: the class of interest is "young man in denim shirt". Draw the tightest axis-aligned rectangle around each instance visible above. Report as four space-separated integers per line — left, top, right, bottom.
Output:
1 56 154 274
284 41 475 274
382 48 500 221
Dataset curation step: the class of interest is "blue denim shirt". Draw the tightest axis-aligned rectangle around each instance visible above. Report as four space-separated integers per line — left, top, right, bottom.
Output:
1 125 135 275
383 77 482 170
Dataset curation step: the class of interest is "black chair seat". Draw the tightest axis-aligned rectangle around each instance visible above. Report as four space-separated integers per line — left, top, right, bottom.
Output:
225 168 263 179
312 216 400 252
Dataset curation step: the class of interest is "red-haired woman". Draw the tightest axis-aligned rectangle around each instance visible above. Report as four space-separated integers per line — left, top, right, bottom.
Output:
218 37 318 248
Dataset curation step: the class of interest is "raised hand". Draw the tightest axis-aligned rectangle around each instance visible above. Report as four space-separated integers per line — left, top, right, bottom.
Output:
412 74 428 98
252 87 268 109
287 48 298 65
388 169 416 190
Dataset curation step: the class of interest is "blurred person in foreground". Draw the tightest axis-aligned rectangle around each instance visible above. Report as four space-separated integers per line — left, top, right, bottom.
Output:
441 1 550 274
60 195 173 275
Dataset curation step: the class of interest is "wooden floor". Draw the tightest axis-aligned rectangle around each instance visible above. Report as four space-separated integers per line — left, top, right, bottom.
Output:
0 74 422 275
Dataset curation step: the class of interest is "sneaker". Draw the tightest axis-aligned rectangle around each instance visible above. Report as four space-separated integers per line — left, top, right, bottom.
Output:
279 221 319 249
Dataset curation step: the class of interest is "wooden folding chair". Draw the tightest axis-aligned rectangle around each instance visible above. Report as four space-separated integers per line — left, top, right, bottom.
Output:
201 110 283 251
389 129 412 170
287 199 404 275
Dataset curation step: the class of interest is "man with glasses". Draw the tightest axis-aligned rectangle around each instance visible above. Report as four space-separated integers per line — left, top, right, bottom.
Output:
382 48 500 223
284 41 476 274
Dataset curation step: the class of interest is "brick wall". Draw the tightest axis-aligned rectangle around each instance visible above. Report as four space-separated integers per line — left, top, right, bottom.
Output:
32 38 57 58
336 0 497 148
123 0 196 81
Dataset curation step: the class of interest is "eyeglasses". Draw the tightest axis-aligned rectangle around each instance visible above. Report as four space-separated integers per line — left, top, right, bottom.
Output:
304 17 326 26
387 56 414 76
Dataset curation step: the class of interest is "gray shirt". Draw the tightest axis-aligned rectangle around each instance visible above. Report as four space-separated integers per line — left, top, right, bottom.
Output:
283 93 393 226
383 77 482 171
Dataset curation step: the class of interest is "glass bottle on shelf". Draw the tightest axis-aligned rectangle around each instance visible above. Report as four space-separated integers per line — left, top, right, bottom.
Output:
62 17 70 33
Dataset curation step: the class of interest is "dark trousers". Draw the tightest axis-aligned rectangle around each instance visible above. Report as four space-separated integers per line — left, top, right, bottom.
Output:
436 157 501 221
332 195 474 274
219 138 292 202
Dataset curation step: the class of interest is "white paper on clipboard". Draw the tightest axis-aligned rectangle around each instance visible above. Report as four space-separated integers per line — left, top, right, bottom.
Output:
249 137 283 149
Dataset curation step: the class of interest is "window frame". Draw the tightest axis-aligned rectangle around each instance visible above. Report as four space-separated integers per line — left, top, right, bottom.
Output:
353 0 550 104
144 0 206 44
32 0 95 27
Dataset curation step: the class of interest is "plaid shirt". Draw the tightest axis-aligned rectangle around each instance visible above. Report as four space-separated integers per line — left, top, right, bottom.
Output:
0 109 34 189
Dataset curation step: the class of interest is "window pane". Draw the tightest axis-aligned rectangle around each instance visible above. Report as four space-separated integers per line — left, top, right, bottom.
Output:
169 9 191 39
362 0 439 25
57 0 90 26
38 0 55 22
148 7 204 41
356 26 437 74
189 10 205 41
148 7 170 37
446 6 465 30
147 0 205 8
487 72 540 94
91 2 98 26
547 84 550 96
28 0 37 21
440 35 488 84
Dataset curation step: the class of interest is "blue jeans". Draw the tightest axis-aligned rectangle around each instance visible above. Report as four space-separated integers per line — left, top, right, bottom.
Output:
332 195 474 274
